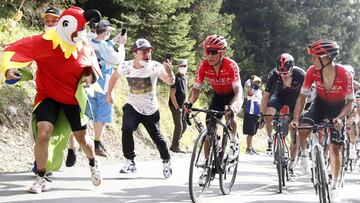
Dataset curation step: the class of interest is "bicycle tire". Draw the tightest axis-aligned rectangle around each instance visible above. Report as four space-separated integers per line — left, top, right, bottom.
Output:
189 129 211 203
275 134 283 193
219 131 238 195
315 146 330 203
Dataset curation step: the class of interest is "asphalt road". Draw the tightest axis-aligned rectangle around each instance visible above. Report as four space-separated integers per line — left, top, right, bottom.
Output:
1 153 360 203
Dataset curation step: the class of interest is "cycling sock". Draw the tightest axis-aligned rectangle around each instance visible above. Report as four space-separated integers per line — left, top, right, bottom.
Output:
88 158 95 167
37 169 46 177
94 140 100 149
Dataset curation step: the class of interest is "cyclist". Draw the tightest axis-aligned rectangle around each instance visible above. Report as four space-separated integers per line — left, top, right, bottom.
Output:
344 65 360 160
291 39 355 202
260 53 305 180
184 35 243 185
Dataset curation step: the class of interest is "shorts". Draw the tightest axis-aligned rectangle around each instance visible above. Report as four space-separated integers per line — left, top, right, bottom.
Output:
300 97 345 145
88 92 113 123
34 98 87 131
206 93 234 127
243 113 259 135
267 89 298 114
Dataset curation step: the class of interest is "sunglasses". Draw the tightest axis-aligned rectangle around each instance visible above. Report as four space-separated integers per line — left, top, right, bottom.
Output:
276 71 290 75
206 49 220 55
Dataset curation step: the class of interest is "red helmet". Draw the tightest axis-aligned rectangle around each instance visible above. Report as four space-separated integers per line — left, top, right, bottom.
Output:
276 53 295 73
307 39 339 61
203 35 227 51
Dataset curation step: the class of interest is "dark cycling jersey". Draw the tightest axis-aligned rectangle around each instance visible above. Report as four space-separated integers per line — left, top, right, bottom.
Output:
301 64 354 104
194 57 241 95
265 66 305 94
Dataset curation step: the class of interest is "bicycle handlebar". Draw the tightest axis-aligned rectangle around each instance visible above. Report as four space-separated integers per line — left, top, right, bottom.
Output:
183 108 225 127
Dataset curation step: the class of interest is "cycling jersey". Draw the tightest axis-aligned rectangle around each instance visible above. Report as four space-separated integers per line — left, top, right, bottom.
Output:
265 66 305 94
194 57 241 95
301 64 354 104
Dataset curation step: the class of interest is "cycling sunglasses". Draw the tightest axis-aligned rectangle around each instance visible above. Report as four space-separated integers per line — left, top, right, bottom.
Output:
205 49 220 55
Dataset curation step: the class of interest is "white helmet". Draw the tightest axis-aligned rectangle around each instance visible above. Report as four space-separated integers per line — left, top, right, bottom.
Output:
344 64 355 77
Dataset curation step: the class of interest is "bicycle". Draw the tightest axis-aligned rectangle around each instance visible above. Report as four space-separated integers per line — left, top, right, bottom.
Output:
185 107 238 203
262 112 291 193
297 119 333 203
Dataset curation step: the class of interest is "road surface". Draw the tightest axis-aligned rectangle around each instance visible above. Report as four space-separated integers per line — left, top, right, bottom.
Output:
1 153 360 203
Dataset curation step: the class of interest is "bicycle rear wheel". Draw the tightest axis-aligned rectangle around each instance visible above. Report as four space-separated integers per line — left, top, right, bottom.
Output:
219 131 238 195
315 146 330 203
275 134 283 193
189 129 212 203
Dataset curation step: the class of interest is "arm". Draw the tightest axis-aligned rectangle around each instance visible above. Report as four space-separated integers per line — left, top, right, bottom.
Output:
170 88 179 109
229 85 243 114
106 69 121 104
336 99 355 120
292 93 307 122
260 91 270 113
188 87 201 105
158 61 175 85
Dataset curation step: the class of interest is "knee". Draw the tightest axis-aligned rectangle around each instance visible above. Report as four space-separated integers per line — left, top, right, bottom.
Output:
329 146 341 157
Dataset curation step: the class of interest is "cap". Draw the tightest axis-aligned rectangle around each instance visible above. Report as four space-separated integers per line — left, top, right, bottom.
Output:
95 20 115 33
253 76 262 83
43 7 61 18
178 59 188 66
132 38 153 51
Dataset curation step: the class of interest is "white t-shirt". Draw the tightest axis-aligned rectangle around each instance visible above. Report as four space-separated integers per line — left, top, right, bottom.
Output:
118 60 164 115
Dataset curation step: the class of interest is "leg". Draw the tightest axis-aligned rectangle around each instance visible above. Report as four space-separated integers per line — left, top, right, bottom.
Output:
68 134 77 149
35 122 54 172
169 105 182 151
141 110 171 161
329 144 342 184
121 104 140 160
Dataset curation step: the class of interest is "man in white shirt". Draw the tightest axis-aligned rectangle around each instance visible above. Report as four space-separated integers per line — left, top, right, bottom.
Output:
106 38 175 179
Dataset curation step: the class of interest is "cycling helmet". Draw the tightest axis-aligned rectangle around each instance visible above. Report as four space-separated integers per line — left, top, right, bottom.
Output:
276 53 295 73
203 35 227 51
307 39 339 61
344 64 355 77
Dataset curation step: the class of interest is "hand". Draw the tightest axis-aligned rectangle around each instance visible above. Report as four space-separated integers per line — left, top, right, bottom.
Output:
224 105 235 119
183 102 192 113
332 117 343 130
257 114 265 129
290 120 299 129
5 68 22 80
163 61 174 75
106 92 114 104
114 33 127 45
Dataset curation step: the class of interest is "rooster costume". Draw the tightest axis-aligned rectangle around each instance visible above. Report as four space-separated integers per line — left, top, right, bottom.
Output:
1 7 102 172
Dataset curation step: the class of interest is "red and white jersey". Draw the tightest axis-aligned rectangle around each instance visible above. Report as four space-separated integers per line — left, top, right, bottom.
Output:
194 57 241 95
301 64 354 104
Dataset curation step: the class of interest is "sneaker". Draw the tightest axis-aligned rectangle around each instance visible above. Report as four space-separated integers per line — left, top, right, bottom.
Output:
90 160 102 186
163 160 172 179
65 148 76 167
28 176 47 194
350 144 357 160
228 141 239 162
251 148 259 155
198 170 208 186
169 145 186 153
266 137 273 155
300 156 310 174
120 159 137 173
330 188 341 202
246 148 253 155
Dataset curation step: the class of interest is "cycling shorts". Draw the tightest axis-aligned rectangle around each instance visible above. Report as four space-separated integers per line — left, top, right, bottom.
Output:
34 98 87 131
300 97 345 145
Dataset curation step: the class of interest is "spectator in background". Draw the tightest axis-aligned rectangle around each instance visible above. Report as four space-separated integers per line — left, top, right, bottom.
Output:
169 59 188 153
43 7 61 31
106 38 175 179
243 76 262 155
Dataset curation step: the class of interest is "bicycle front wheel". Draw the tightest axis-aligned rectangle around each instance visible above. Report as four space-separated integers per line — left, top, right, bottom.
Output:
275 134 283 193
189 129 211 203
219 131 238 195
315 146 330 203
